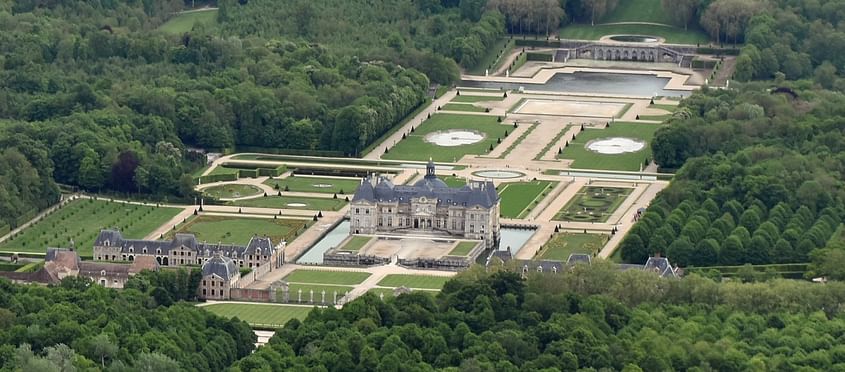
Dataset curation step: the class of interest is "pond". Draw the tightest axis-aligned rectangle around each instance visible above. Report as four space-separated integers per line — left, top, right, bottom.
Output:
609 35 659 43
296 221 350 264
499 227 535 254
461 71 690 97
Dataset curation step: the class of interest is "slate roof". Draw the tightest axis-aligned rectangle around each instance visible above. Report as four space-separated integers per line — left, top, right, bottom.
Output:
484 249 679 278
352 164 498 209
94 230 277 258
78 262 132 279
202 254 239 281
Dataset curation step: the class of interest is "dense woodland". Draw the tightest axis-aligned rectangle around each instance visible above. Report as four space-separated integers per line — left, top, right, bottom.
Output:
228 268 845 371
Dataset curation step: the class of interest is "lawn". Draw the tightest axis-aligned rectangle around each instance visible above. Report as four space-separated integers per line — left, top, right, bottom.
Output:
382 114 510 162
202 184 263 199
376 274 451 290
228 196 347 211
264 176 361 195
442 103 488 113
649 104 678 112
498 181 556 218
539 233 608 261
0 199 182 257
601 0 672 24
467 37 514 75
554 186 633 222
207 166 240 177
340 236 371 251
158 9 218 35
285 284 354 301
638 114 671 122
171 215 309 245
283 269 371 285
451 95 506 103
367 287 440 298
449 241 479 256
559 23 709 45
558 122 662 171
439 176 468 187
202 303 312 327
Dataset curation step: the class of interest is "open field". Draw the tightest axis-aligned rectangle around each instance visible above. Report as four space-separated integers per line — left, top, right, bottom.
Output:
158 9 218 34
382 114 510 162
171 215 308 245
559 24 709 45
451 95 506 103
601 0 672 24
283 269 371 285
265 176 361 195
559 122 661 171
442 103 487 112
0 199 181 257
449 241 479 256
539 233 608 261
202 184 262 199
498 181 556 218
202 303 311 327
227 196 347 211
554 186 633 222
377 274 451 289
340 236 371 251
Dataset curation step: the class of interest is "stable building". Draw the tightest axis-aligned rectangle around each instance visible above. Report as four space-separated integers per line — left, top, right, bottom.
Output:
350 160 500 248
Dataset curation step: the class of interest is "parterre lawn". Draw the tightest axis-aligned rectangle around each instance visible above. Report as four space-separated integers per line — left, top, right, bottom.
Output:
228 196 347 211
498 181 556 218
382 114 510 162
558 122 661 171
451 95 506 103
539 233 608 261
442 103 487 112
449 241 479 256
0 198 182 257
376 274 451 290
283 270 371 285
559 23 709 45
202 303 311 327
158 10 218 34
264 176 361 195
439 176 468 187
340 236 371 251
172 215 308 245
202 184 262 199
554 186 633 223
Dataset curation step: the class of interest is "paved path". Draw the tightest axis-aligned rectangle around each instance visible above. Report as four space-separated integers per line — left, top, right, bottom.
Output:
598 181 668 259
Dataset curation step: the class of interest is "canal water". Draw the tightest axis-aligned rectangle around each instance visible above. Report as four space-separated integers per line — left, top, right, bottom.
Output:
296 221 350 264
498 227 535 255
461 71 689 97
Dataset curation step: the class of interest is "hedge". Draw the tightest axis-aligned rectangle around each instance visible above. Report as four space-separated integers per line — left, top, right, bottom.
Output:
515 39 561 48
258 165 287 177
194 173 238 185
696 47 740 56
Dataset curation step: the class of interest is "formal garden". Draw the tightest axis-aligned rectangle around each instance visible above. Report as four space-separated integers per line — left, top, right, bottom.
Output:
554 186 633 222
170 215 310 245
264 175 361 195
202 184 263 199
558 122 661 171
497 180 556 218
538 232 609 261
227 195 347 211
278 269 371 302
0 198 182 257
201 303 310 328
381 114 510 162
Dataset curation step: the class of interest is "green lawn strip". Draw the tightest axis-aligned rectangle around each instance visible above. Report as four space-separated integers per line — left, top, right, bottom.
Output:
202 184 263 199
538 233 608 261
361 98 432 155
438 176 468 187
0 199 182 257
533 125 571 161
376 274 450 290
264 176 361 195
511 51 529 73
191 165 211 177
158 9 218 34
382 114 510 162
554 186 633 223
497 181 555 218
283 269 371 285
172 215 309 245
499 123 538 159
451 95 506 103
367 287 440 298
449 241 479 256
227 196 346 211
559 23 709 45
601 0 673 24
442 103 488 113
340 236 371 252
285 284 355 299
467 37 515 75
558 122 662 171
202 303 312 327
615 103 634 118
649 104 678 112
207 166 240 176
434 86 449 99
638 115 671 122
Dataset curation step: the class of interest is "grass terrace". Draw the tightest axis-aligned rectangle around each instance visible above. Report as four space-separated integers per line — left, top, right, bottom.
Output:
451 95 506 103
382 114 510 162
538 233 608 261
158 9 218 35
498 181 556 218
283 269 371 285
554 186 633 223
227 196 347 211
202 184 263 199
439 176 468 187
376 274 451 290
467 37 515 75
601 0 672 24
441 103 488 113
171 215 309 245
340 236 372 252
201 303 311 327
0 199 181 257
559 122 661 171
449 241 479 256
265 176 361 195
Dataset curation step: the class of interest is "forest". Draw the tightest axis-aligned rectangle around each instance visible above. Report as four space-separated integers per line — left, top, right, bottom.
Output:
227 267 845 371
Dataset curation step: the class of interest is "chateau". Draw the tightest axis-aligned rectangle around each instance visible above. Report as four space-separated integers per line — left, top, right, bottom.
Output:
350 161 500 248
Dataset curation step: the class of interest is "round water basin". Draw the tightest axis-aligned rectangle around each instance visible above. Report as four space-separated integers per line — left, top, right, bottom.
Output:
609 35 659 43
586 137 646 154
425 130 485 147
472 170 525 179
